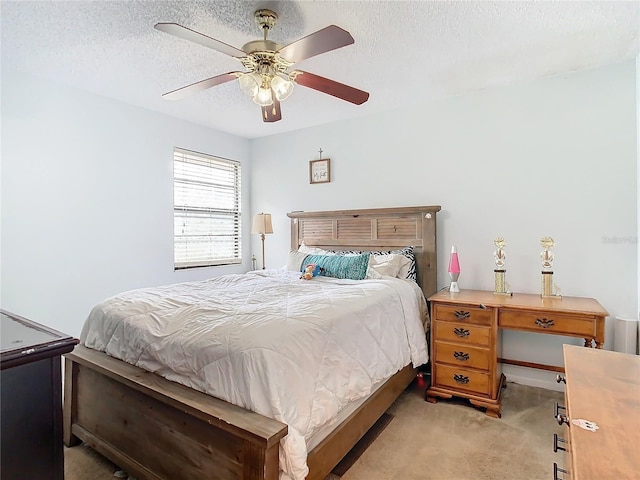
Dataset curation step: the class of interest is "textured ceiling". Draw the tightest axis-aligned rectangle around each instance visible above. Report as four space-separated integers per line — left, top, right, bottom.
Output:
2 1 639 139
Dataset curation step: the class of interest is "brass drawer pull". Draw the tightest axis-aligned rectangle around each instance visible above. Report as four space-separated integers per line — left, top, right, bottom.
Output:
454 310 471 320
453 327 470 338
535 317 555 328
453 374 469 384
553 433 566 453
453 351 470 361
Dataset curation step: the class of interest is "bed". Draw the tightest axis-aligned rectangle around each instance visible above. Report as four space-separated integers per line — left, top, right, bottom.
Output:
63 205 441 480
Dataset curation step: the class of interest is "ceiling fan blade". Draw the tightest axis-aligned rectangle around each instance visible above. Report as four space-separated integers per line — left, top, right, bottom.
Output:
278 25 354 63
292 71 369 105
262 99 282 122
154 23 246 58
162 72 241 100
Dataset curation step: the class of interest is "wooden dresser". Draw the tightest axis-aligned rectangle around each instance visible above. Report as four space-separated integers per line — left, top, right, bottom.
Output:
426 289 608 418
555 345 640 479
1 310 78 480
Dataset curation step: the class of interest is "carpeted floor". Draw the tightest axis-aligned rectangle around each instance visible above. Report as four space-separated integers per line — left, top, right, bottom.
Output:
65 380 564 480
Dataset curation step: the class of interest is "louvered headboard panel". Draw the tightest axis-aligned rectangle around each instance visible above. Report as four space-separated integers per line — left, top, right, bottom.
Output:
287 206 441 299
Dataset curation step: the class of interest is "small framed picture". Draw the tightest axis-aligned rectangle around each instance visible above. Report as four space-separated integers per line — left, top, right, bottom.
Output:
310 158 331 184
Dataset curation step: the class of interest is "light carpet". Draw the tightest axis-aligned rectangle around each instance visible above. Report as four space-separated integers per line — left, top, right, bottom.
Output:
65 380 564 480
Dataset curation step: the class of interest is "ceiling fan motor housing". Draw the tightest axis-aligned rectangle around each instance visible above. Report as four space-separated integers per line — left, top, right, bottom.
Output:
241 39 282 54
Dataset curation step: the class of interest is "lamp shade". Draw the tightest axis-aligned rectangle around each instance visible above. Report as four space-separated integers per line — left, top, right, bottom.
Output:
253 86 274 107
448 245 461 273
251 213 273 235
271 75 294 101
239 72 261 98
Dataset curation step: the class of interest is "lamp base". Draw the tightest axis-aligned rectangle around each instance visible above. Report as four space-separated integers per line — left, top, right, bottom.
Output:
449 281 460 293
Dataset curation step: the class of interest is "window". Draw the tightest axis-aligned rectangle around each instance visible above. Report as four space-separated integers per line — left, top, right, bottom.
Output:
173 147 241 269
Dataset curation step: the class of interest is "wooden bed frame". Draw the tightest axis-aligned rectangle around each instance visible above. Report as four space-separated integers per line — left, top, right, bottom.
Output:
63 205 441 480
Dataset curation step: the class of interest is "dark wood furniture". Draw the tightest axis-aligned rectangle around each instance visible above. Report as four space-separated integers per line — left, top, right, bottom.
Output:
426 289 608 418
554 345 640 479
63 205 440 480
1 310 78 480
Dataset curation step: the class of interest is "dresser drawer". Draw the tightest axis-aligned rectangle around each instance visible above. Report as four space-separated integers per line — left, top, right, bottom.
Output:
434 304 492 326
433 321 491 346
435 341 491 371
500 310 596 337
434 364 491 396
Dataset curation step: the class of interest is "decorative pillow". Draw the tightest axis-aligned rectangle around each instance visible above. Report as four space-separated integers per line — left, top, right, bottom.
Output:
365 267 383 279
329 246 417 281
370 246 417 281
369 253 411 278
287 250 310 272
301 253 370 280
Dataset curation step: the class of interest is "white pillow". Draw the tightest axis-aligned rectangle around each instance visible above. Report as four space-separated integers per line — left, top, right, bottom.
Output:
298 242 333 256
287 250 309 271
365 255 383 279
370 253 411 279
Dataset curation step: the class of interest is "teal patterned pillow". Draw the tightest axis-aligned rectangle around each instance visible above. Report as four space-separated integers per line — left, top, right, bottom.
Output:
301 253 370 280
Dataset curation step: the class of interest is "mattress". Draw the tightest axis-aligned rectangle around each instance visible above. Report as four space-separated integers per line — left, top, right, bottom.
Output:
81 269 429 480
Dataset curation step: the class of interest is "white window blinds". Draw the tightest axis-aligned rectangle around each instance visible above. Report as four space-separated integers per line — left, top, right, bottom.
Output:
174 148 242 269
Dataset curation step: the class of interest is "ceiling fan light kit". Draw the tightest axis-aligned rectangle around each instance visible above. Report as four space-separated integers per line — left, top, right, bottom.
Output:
154 9 369 122
270 75 294 101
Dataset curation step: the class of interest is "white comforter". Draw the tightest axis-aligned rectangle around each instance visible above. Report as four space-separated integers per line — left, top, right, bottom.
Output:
81 269 429 480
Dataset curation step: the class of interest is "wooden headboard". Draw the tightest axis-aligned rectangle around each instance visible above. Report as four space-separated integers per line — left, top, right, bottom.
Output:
287 206 441 299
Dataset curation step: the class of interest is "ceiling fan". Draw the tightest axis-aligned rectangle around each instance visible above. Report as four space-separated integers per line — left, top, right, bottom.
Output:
154 9 369 123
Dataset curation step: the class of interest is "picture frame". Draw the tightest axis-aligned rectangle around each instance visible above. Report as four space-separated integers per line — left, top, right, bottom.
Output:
309 158 331 184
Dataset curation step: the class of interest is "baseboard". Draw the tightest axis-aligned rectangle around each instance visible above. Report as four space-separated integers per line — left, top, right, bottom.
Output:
503 371 564 393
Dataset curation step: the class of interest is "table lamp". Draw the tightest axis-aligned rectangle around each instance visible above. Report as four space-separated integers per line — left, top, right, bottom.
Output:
448 245 461 293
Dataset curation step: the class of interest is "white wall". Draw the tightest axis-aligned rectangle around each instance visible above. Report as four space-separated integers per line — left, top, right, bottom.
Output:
2 61 636 392
1 70 251 337
250 60 638 390
637 54 640 354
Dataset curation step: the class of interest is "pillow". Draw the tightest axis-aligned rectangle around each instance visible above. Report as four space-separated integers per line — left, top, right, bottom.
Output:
287 250 309 272
329 246 417 281
298 242 333 256
297 244 417 281
301 253 370 280
369 253 411 278
370 246 417 281
299 245 381 278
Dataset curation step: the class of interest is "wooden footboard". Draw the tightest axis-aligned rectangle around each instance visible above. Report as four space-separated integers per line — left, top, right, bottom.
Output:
64 346 416 480
64 346 288 480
